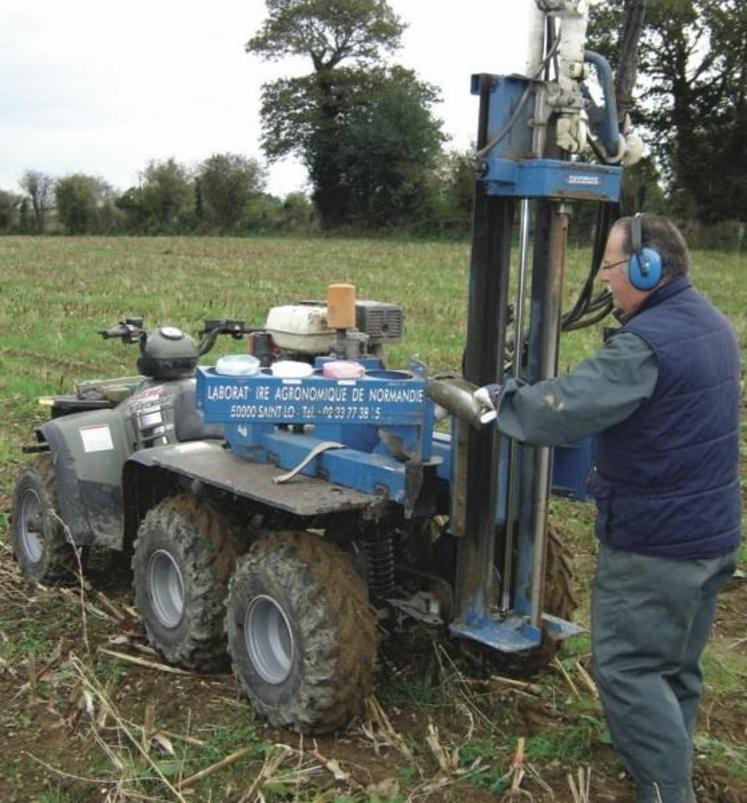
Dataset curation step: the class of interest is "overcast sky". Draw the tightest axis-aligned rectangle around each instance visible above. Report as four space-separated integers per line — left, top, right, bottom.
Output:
1 1 535 197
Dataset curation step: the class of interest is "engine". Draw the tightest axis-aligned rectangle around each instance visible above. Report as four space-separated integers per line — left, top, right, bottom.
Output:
257 288 404 363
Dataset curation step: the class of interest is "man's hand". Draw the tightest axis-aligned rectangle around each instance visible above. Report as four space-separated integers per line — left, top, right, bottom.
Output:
473 383 502 425
474 383 502 410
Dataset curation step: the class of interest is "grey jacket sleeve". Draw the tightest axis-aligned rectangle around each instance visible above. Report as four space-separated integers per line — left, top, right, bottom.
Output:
495 332 658 446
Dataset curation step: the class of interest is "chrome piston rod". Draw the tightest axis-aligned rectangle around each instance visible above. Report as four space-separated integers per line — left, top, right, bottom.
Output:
501 197 531 612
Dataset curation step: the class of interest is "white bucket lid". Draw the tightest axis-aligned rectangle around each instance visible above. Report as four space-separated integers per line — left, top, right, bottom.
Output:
271 360 314 378
214 354 261 376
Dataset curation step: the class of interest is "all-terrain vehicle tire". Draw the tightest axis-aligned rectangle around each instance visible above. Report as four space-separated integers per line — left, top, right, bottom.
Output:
11 457 78 584
226 531 377 734
544 525 578 623
132 495 241 671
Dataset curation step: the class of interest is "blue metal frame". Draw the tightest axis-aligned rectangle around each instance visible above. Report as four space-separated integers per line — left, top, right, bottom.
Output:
196 362 437 505
450 607 582 652
197 363 591 511
471 73 622 202
482 158 622 202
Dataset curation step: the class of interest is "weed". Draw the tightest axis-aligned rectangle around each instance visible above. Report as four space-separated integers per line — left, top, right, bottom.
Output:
201 717 268 765
97 656 127 684
702 648 747 697
562 634 592 659
458 736 513 791
694 735 747 780
526 716 609 764
379 675 441 706
16 619 52 655
398 765 417 781
36 788 79 803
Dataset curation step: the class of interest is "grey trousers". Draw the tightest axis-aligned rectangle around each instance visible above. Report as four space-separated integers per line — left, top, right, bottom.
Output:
591 543 737 803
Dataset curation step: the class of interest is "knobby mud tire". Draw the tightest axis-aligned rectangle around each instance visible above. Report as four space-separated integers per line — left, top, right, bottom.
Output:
226 531 377 734
132 495 241 672
544 525 578 623
11 457 78 584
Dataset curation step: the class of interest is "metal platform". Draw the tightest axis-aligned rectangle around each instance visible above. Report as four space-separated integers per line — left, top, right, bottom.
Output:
131 441 377 516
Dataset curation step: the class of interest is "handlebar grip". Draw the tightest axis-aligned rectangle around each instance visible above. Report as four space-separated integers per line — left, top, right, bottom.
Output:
99 325 127 339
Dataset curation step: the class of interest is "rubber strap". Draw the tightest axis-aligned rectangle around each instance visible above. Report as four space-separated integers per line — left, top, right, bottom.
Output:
271 441 346 485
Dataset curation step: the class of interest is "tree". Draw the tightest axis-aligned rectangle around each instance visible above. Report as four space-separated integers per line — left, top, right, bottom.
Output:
139 158 193 231
248 0 403 70
19 170 54 233
588 0 747 226
248 0 448 229
115 187 149 232
0 190 22 232
431 149 475 234
19 198 32 233
279 191 318 231
55 174 114 234
196 153 266 230
331 66 445 227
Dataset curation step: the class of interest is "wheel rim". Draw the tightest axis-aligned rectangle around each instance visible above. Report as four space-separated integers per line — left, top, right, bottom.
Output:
245 595 295 685
148 550 185 628
19 488 44 563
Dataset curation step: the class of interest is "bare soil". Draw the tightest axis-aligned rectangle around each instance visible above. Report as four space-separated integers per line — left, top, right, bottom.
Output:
1 510 745 803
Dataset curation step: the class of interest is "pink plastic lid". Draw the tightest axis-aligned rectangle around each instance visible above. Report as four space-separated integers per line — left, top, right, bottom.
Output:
322 360 366 379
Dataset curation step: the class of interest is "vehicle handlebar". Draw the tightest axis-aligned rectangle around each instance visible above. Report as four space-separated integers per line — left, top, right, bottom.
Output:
98 320 145 343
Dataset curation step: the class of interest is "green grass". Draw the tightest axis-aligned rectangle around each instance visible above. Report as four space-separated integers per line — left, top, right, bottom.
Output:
694 735 747 780
2 234 742 526
0 234 744 801
0 234 744 395
12 619 52 656
526 715 610 764
702 648 747 698
200 717 268 764
378 673 442 706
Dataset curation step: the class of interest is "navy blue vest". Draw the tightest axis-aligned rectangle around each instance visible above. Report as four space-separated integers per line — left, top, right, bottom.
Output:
591 276 741 558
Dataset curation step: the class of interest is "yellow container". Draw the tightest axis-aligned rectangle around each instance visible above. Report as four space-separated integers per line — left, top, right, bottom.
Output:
327 283 356 329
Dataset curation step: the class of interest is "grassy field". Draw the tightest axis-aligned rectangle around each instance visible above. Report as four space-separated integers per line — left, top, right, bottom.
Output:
0 234 745 803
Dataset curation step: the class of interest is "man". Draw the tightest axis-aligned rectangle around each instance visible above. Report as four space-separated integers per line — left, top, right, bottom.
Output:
476 214 741 803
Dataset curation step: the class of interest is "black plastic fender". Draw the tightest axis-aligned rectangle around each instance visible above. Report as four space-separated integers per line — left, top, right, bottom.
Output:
39 410 131 549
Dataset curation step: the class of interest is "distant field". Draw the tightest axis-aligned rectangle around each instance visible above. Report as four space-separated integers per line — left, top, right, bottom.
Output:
1 235 744 476
0 235 745 802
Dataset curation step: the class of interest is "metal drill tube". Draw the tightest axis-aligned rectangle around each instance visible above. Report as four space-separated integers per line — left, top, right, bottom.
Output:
501 197 531 612
529 205 569 629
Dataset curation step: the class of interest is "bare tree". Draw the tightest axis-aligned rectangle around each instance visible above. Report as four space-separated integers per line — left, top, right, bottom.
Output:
19 170 54 233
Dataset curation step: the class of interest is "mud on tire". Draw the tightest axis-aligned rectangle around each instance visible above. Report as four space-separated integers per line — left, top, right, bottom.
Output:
132 495 241 671
11 457 78 584
226 531 377 734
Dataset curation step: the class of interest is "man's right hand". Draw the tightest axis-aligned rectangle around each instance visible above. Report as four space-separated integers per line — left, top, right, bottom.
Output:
473 383 502 425
473 383 502 410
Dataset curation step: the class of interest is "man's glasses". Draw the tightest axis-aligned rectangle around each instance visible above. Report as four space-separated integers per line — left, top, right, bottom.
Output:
601 258 628 271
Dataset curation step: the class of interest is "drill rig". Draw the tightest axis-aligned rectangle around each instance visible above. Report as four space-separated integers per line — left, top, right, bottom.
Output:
12 0 646 733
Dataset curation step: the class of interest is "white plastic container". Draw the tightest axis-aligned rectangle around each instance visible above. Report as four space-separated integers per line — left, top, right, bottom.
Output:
264 305 336 354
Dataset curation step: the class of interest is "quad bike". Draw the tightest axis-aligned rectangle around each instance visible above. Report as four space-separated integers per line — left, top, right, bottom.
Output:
10 290 581 735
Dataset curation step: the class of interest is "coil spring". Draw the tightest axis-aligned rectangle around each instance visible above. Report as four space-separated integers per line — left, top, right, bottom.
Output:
360 529 395 600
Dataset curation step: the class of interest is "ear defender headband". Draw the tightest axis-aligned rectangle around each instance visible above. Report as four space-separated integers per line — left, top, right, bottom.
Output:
629 212 662 290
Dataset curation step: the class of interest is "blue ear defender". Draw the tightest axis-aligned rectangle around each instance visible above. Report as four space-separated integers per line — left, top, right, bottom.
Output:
628 213 662 290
